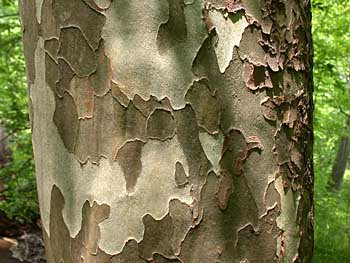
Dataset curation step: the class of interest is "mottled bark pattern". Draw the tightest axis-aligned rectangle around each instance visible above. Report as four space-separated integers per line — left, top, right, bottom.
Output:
20 0 313 262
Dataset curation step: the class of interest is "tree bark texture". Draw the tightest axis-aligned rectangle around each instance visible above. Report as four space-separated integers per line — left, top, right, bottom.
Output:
19 0 313 262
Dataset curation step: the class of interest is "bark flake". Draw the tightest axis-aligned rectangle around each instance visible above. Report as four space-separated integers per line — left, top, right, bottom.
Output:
146 109 176 141
185 79 220 134
116 140 145 193
44 38 59 61
53 91 79 153
58 27 97 77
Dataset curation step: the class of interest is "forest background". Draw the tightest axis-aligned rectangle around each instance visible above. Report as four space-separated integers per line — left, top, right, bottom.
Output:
0 0 349 262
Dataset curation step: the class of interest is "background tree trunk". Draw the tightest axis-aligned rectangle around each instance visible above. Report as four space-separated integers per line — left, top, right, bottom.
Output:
20 0 313 262
328 134 349 191
0 127 11 168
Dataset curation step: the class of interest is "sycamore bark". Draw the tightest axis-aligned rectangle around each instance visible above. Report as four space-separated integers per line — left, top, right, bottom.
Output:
20 0 313 262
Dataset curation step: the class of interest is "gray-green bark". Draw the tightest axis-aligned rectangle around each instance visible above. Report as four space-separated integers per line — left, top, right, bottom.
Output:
20 0 313 262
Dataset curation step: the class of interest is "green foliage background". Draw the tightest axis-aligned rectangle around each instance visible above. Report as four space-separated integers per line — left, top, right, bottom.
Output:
0 0 349 261
313 0 350 262
0 0 38 223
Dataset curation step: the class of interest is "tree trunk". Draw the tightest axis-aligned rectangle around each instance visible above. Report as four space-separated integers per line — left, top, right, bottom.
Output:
328 134 350 192
19 0 313 262
0 127 11 168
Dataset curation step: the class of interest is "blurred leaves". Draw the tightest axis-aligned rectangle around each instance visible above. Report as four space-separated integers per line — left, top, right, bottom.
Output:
0 0 38 223
313 0 350 262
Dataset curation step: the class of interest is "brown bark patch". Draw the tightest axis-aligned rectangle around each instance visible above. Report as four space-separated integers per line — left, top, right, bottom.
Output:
52 0 105 49
133 95 173 118
74 92 125 163
123 102 148 141
273 128 292 165
72 201 110 261
116 140 145 192
156 0 187 52
56 58 75 97
139 214 175 260
41 0 59 39
53 91 79 152
178 173 260 262
69 76 95 120
220 129 263 177
110 240 146 263
185 79 220 134
238 26 267 67
58 27 97 77
216 171 233 210
242 62 273 90
168 199 193 256
44 185 112 263
45 53 59 96
44 38 59 61
174 105 212 178
236 207 279 263
89 41 112 96
111 200 192 261
147 109 176 141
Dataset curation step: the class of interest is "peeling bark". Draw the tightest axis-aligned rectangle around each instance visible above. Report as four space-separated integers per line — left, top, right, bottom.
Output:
20 0 313 262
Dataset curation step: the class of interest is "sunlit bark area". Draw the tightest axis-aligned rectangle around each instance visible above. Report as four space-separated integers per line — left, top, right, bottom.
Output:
20 0 313 262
